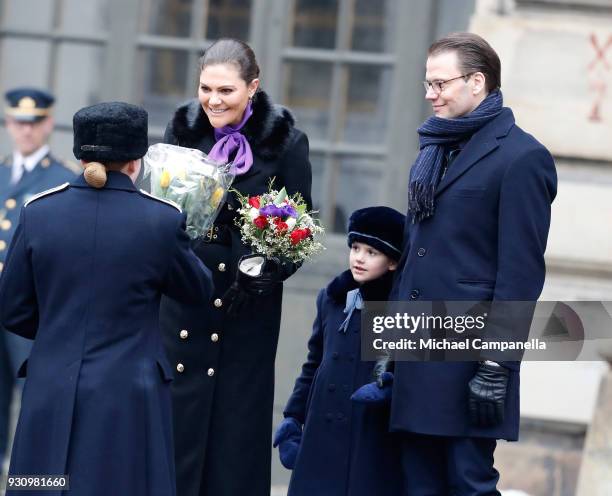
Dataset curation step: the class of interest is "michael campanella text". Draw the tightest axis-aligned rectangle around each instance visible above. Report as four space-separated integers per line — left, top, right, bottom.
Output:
372 338 547 351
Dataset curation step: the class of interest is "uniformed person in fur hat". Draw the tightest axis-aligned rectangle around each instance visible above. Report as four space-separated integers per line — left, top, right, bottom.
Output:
0 87 79 467
0 101 212 496
275 206 404 496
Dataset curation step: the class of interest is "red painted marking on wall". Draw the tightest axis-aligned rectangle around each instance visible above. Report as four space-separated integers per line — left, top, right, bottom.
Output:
588 33 611 123
588 33 612 71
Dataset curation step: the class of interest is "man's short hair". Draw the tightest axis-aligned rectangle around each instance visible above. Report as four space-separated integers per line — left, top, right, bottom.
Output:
429 32 501 93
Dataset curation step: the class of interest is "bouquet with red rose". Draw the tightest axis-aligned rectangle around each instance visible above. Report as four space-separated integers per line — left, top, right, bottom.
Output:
234 183 324 263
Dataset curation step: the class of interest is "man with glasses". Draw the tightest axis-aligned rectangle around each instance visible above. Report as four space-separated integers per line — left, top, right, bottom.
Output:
390 33 557 494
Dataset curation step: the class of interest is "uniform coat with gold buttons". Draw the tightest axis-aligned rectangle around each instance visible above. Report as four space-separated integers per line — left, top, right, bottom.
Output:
160 91 312 496
0 172 213 496
283 270 401 496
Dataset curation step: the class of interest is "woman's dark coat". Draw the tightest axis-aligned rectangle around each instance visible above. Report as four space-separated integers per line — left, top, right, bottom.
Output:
160 91 312 496
283 271 402 496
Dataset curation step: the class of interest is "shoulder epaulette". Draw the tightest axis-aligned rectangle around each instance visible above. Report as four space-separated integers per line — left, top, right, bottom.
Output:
139 189 182 212
24 183 70 207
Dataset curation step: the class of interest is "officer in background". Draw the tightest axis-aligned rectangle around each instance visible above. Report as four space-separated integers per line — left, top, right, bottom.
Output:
0 87 78 468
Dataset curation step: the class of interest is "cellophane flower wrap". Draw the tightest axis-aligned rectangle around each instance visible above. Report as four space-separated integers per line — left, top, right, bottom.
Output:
234 183 325 263
143 143 235 239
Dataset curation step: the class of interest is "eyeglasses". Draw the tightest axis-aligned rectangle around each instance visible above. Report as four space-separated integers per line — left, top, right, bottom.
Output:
423 73 474 94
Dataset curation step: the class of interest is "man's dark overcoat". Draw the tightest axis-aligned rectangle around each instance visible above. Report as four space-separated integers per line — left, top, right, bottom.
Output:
391 108 557 441
0 172 212 496
160 91 312 496
283 270 402 496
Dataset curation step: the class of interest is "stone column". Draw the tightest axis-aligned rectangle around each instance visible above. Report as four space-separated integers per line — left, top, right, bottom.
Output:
576 342 612 496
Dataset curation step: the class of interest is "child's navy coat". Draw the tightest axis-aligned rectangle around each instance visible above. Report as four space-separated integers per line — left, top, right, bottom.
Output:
283 270 402 496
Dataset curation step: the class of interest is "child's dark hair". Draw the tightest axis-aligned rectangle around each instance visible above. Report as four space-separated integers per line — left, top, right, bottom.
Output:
198 38 260 84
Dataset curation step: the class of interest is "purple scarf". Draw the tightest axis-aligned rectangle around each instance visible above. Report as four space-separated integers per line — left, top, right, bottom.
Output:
208 101 254 175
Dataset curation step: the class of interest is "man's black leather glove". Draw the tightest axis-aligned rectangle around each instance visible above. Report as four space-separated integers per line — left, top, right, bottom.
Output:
223 255 282 315
468 360 509 428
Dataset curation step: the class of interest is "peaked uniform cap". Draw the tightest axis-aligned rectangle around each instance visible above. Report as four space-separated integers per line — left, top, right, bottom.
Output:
5 87 55 122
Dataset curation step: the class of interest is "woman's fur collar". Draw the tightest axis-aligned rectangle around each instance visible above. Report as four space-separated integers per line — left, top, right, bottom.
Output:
327 270 395 303
168 90 296 160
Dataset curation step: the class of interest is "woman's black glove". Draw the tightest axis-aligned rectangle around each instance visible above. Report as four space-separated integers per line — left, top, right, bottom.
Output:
223 255 282 315
468 361 509 427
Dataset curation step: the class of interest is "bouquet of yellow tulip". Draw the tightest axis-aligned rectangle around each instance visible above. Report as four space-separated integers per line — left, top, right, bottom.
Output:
143 143 234 238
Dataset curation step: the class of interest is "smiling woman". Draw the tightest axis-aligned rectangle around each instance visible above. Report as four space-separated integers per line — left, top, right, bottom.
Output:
198 48 259 129
159 38 312 496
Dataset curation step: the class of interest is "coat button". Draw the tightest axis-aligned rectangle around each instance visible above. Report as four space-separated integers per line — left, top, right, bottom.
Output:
1 220 11 231
0 240 6 251
325 413 333 422
417 248 427 257
211 333 219 342
180 329 189 339
207 368 215 377
328 384 336 392
332 352 339 360
227 204 234 211
176 363 185 373
214 298 222 307
410 289 420 300
337 413 345 421
218 263 226 272
5 199 16 209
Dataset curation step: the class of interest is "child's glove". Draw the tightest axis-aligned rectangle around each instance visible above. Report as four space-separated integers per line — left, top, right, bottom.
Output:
351 372 394 404
273 417 302 469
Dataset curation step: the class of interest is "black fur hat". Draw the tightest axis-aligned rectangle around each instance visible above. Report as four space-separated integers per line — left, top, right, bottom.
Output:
347 206 405 260
73 102 148 162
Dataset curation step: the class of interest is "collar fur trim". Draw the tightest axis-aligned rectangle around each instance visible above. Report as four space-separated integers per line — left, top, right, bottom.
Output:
327 270 394 303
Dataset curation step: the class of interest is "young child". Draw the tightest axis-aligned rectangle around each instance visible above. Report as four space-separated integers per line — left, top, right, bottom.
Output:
274 206 404 496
